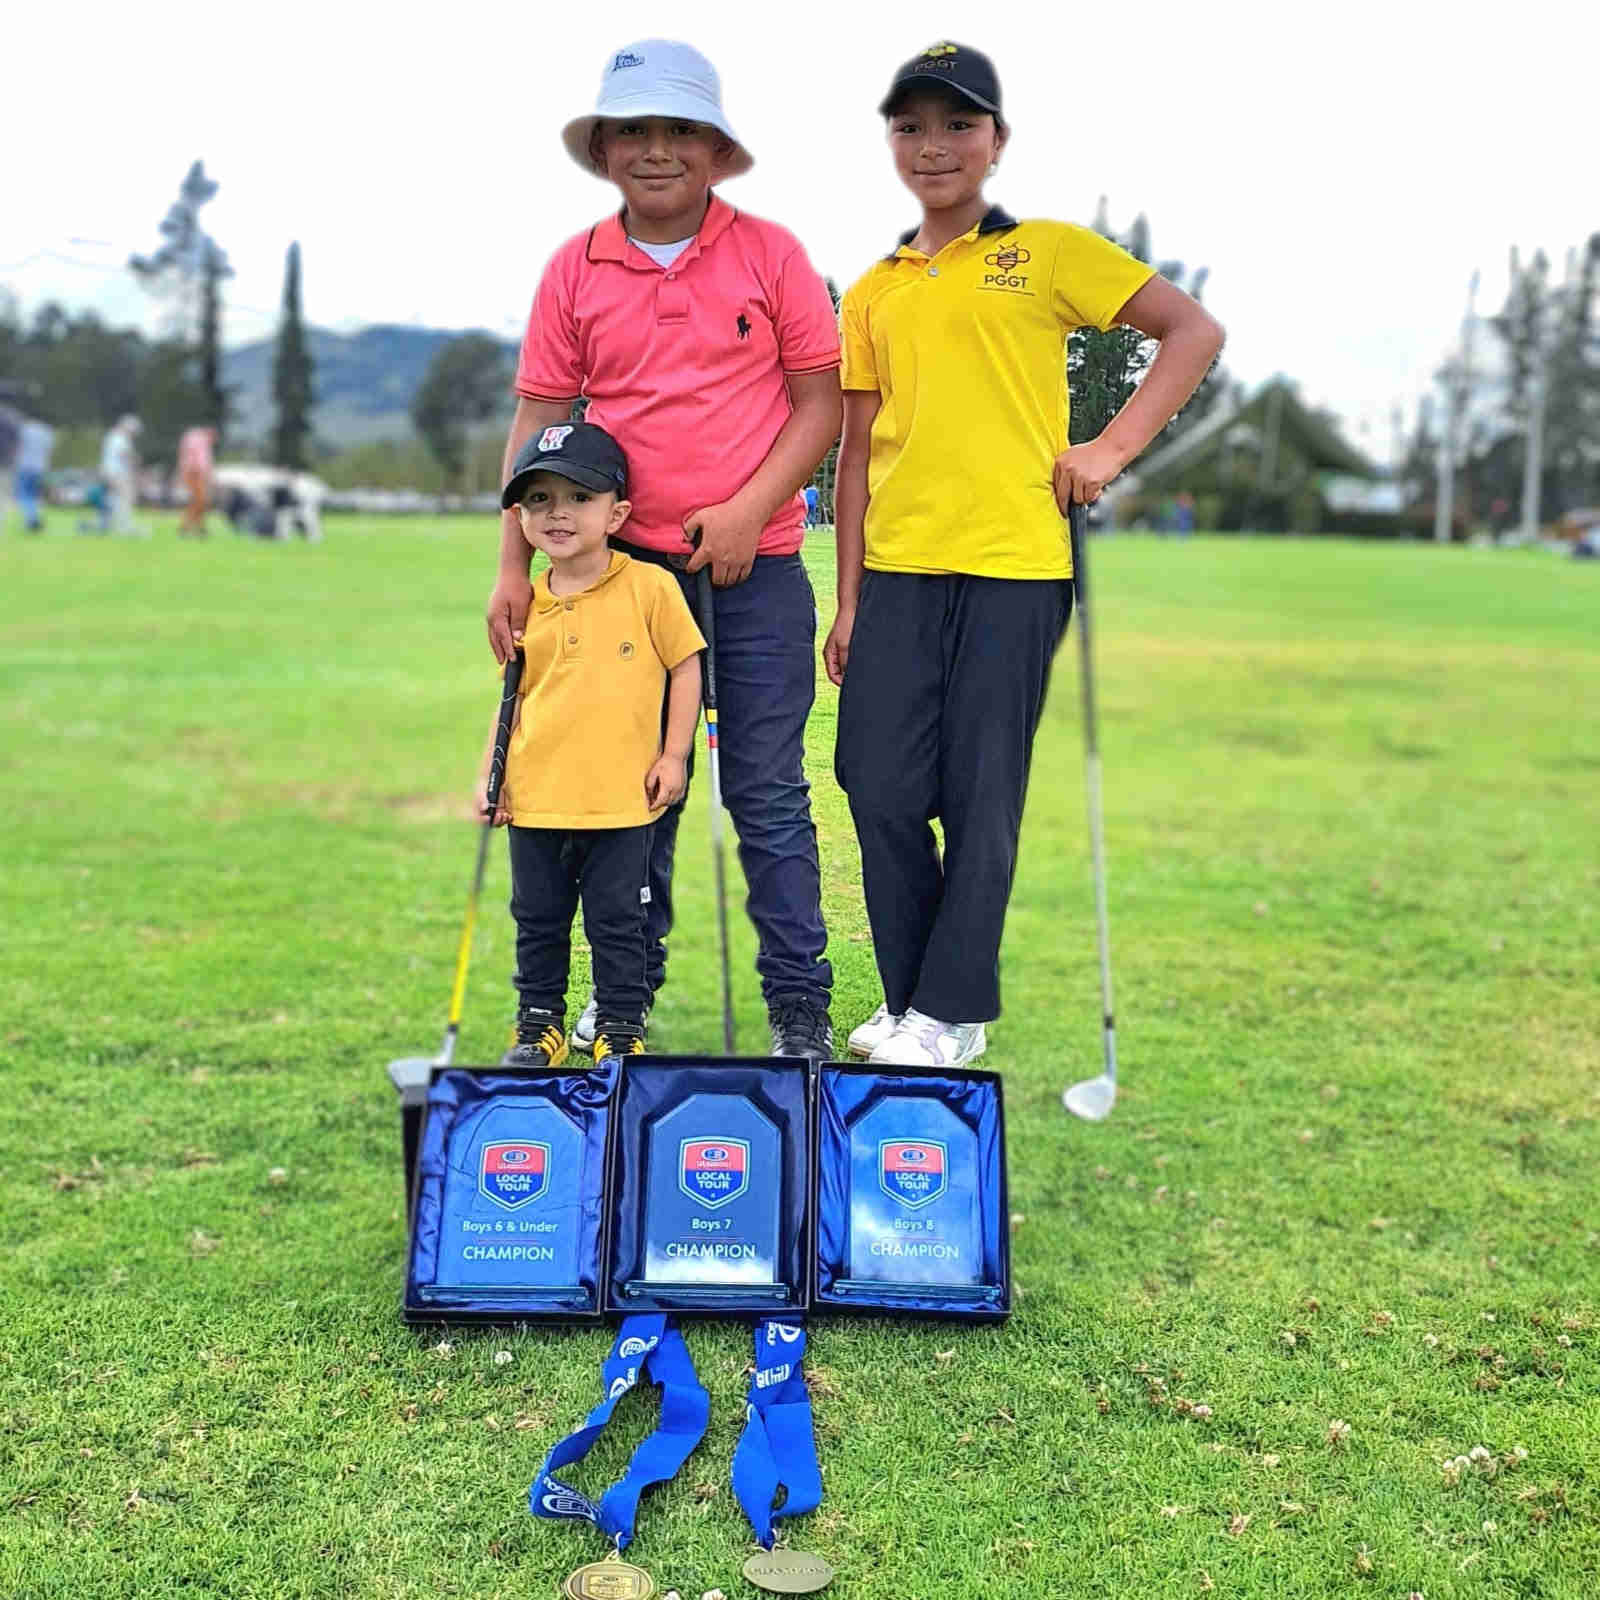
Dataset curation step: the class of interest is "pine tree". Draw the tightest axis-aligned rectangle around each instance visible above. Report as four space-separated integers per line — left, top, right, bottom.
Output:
271 243 315 469
198 238 230 435
1067 198 1222 447
129 160 232 439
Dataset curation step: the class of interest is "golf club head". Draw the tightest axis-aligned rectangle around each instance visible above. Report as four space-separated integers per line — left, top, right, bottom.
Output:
1062 1073 1116 1123
387 1056 440 1098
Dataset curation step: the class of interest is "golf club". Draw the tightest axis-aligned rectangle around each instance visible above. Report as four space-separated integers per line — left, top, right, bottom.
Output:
386 647 524 1096
1061 501 1119 1123
693 563 737 1055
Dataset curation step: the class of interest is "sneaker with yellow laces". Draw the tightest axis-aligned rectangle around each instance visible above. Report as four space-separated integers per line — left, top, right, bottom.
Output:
592 1020 646 1063
500 1006 569 1067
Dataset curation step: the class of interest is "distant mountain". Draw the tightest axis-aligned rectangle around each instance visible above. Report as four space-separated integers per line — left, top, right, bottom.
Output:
222 324 517 448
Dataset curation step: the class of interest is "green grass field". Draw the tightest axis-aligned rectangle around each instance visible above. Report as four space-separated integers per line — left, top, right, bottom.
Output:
3 518 1597 1599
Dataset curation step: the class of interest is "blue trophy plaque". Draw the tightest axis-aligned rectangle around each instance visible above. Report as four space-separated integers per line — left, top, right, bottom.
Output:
631 1091 786 1303
426 1098 586 1302
844 1098 984 1295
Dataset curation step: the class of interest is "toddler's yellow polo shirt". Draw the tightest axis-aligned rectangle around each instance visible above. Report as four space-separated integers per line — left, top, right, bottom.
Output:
840 209 1154 580
502 552 705 829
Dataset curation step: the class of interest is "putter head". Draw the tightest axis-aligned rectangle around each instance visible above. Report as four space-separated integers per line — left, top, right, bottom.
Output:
387 1056 439 1102
1062 1074 1116 1123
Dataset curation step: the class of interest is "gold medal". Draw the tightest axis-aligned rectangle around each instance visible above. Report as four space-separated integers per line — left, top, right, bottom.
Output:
742 1548 835 1594
562 1549 656 1600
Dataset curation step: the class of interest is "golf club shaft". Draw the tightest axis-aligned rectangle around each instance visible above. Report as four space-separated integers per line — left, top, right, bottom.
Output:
440 649 525 1065
1069 504 1117 1080
695 568 736 1055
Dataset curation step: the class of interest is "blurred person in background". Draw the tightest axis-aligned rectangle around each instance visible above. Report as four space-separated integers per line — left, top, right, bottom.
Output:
0 384 20 532
15 408 55 533
177 424 217 537
100 415 144 536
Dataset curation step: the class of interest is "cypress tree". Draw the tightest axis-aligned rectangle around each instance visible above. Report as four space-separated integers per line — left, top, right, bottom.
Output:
271 242 315 468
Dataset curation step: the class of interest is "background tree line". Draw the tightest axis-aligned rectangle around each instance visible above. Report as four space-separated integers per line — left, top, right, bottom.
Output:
0 161 315 476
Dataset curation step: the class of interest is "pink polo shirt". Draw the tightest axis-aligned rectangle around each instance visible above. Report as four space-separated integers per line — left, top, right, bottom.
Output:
515 193 840 557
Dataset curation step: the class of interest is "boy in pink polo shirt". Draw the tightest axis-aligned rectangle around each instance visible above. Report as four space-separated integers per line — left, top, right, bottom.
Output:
487 39 843 1059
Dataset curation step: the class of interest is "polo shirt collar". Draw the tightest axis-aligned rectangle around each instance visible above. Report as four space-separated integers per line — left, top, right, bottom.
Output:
885 203 1018 261
588 191 738 268
533 550 629 612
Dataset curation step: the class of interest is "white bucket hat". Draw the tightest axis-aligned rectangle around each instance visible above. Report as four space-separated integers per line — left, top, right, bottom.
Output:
562 39 754 180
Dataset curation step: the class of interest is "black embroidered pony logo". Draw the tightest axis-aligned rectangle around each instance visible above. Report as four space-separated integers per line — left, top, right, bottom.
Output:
736 314 751 340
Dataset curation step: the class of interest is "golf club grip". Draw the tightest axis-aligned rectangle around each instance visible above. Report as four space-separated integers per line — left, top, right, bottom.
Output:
694 568 718 710
484 648 524 814
1068 503 1098 761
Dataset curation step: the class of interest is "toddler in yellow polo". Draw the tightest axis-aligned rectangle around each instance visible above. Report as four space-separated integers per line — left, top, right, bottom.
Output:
478 421 704 1066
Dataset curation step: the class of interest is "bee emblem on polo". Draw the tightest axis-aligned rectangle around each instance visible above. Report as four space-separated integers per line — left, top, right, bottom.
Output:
619 641 635 660
981 244 1033 292
984 246 1031 273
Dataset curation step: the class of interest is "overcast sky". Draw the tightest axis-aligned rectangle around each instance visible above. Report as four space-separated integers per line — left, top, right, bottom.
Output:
8 0 1594 461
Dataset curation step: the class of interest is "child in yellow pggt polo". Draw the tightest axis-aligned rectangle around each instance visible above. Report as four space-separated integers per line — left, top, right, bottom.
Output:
828 42 1225 1070
479 421 704 1066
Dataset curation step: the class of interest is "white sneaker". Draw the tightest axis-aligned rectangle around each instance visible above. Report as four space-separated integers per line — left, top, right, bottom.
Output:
846 1002 902 1059
867 1008 987 1068
571 991 599 1050
571 989 650 1050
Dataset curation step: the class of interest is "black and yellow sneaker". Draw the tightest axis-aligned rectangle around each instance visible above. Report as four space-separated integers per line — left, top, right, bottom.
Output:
591 1020 646 1063
501 1006 569 1067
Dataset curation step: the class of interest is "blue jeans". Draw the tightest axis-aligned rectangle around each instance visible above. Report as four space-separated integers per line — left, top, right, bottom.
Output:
619 546 832 1007
15 470 44 531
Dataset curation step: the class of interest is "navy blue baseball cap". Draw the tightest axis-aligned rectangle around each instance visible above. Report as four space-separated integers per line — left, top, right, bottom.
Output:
501 421 629 508
879 41 1004 126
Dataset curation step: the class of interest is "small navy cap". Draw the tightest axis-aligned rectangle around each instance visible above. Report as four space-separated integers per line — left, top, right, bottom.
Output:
501 421 629 508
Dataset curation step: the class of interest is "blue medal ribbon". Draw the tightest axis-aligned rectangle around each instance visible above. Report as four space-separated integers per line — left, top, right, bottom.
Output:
529 1313 711 1551
730 1318 822 1548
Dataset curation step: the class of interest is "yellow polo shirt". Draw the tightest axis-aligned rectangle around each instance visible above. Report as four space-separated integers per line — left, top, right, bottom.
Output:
503 552 705 829
839 209 1155 579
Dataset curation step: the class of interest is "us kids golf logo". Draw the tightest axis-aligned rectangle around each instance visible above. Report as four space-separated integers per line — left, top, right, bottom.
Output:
879 1140 947 1209
479 1141 550 1209
679 1138 749 1209
538 425 575 451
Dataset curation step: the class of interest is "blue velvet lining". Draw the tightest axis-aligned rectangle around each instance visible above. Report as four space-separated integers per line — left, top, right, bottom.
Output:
406 1066 615 1317
815 1068 1007 1316
608 1059 809 1315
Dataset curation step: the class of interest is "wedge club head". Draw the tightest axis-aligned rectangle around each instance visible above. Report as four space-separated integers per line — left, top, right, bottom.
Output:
1062 1072 1116 1123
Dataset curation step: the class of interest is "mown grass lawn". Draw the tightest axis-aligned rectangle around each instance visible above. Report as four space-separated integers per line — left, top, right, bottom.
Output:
2 516 1597 1600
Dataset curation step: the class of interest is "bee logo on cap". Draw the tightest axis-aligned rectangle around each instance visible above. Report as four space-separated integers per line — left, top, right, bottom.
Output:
922 42 958 57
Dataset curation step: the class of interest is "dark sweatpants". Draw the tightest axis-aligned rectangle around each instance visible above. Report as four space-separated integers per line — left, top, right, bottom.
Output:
834 570 1073 1023
508 825 653 1025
